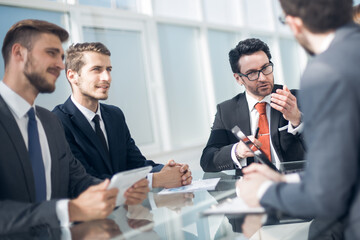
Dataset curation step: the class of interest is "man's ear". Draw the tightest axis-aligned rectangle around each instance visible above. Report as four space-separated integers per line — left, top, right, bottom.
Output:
67 69 79 85
286 15 303 35
11 43 27 63
234 73 243 86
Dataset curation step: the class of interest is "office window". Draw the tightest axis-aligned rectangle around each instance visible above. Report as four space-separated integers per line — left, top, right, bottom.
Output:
153 0 202 21
207 30 242 104
203 0 243 26
279 38 301 89
157 24 208 148
244 0 274 31
83 27 154 145
0 5 70 110
78 0 147 13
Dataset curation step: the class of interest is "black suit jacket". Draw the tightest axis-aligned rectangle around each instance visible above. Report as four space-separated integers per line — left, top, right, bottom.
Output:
52 97 163 180
0 95 99 234
201 84 305 172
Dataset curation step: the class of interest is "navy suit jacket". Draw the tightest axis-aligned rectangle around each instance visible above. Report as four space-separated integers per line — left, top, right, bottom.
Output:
200 84 306 172
0 95 99 234
52 97 163 179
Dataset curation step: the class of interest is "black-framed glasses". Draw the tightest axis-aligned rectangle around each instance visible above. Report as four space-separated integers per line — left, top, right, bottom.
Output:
278 14 287 25
237 62 273 81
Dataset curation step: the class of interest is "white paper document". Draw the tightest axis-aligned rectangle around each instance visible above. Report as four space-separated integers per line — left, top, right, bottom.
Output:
158 178 221 195
202 197 265 215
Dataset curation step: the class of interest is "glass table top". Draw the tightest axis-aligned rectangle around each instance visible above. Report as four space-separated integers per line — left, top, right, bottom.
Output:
2 169 342 239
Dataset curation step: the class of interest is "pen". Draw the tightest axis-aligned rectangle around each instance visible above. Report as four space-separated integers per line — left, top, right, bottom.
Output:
254 127 260 139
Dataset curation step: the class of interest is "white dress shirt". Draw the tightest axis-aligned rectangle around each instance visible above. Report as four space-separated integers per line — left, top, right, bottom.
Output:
231 91 303 169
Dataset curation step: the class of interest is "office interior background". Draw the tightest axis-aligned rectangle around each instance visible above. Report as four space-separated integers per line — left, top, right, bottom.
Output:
1 0 359 171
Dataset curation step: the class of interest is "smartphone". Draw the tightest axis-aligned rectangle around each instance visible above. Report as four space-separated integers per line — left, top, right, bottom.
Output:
231 126 279 172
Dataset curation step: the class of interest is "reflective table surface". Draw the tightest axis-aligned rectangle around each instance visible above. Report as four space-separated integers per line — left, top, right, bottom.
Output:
2 170 343 239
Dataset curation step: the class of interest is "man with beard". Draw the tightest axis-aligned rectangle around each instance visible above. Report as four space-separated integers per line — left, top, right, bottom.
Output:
200 38 305 173
237 0 360 238
0 19 149 233
52 42 192 189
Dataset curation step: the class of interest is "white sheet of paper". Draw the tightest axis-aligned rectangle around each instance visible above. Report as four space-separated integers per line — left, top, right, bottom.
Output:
158 178 221 195
202 197 265 215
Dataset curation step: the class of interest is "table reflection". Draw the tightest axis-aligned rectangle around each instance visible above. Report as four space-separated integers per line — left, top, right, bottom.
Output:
0 169 345 239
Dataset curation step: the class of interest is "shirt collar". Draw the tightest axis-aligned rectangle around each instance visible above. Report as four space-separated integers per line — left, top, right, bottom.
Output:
318 32 335 54
70 95 102 123
0 81 33 119
245 91 271 112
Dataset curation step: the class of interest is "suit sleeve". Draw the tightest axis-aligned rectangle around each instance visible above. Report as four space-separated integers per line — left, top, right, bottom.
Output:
200 104 238 172
260 63 360 220
0 200 59 235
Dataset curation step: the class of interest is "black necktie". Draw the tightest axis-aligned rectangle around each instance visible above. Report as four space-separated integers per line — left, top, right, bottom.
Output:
92 114 109 153
27 107 46 202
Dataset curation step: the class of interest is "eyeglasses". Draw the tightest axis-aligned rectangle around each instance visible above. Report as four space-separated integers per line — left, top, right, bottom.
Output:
278 14 287 25
237 62 273 81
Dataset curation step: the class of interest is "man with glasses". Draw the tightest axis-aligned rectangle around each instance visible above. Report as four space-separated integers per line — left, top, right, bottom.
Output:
201 38 305 172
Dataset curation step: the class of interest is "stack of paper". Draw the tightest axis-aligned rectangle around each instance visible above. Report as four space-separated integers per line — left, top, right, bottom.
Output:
202 197 265 215
158 178 220 195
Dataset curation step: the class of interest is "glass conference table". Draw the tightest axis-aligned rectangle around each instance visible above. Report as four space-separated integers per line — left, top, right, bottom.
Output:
1 169 342 239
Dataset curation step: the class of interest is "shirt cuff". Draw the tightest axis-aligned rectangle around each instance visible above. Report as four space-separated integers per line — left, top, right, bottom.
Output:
284 173 301 183
231 143 247 168
147 173 153 190
288 121 304 135
257 180 273 200
56 199 71 227
148 192 157 210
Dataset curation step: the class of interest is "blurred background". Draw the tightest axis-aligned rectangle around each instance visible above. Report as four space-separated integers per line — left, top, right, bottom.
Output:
1 0 359 169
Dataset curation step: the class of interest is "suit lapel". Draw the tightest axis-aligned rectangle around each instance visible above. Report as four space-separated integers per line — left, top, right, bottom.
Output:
0 95 35 202
101 106 117 171
63 98 112 173
237 93 252 136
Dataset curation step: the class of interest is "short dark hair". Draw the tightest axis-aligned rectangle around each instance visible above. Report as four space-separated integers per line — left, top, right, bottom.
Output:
2 19 69 67
279 0 353 33
65 42 111 74
228 38 272 73
354 4 360 24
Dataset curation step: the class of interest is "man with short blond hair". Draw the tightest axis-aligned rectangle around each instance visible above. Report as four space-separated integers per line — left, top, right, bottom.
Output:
53 42 192 189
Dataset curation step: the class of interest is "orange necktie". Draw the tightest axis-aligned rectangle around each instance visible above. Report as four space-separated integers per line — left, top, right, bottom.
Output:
255 102 271 161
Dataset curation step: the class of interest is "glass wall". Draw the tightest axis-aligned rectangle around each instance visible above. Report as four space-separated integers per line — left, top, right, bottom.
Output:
157 24 209 148
0 0 306 155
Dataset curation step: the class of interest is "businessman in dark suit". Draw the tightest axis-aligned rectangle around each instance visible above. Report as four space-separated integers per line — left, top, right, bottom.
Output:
0 19 148 233
201 38 305 172
53 42 192 189
237 0 360 239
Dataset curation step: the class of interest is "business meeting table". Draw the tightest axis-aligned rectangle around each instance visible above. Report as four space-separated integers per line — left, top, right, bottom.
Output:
1 169 343 240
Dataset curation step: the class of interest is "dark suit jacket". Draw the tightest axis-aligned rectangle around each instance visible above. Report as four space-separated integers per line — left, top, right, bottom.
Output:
0 95 99 234
200 84 305 172
260 23 360 239
52 97 163 180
